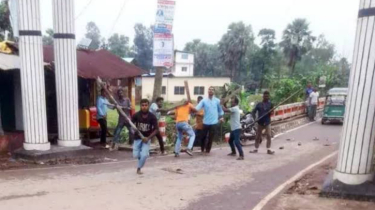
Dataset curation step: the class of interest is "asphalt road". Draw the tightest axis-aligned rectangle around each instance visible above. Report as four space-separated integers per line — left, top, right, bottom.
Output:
0 122 342 210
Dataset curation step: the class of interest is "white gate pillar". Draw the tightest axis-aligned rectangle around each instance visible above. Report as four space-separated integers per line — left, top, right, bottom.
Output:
334 0 375 185
18 0 50 151
52 0 81 147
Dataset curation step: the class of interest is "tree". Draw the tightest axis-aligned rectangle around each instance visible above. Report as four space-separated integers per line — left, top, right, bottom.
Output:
255 29 277 91
85 22 101 50
280 19 316 75
184 39 224 76
0 0 13 41
133 23 153 71
107 33 130 58
219 22 254 81
42 29 54 45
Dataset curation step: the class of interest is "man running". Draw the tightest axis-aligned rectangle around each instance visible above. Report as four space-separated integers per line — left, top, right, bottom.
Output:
111 89 133 150
222 97 244 160
250 91 275 155
132 99 159 175
194 87 224 154
149 97 166 154
174 101 196 157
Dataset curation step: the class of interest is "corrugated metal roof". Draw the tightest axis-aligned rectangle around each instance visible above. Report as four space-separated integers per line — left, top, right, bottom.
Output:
43 46 143 79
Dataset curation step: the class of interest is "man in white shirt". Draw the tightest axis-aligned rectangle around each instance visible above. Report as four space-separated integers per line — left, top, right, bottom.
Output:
309 89 319 121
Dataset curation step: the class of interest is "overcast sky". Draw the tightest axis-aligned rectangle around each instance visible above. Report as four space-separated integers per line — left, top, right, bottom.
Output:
39 0 359 60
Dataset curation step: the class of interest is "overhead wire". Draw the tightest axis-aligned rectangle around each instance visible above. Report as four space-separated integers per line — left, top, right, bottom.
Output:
75 0 96 20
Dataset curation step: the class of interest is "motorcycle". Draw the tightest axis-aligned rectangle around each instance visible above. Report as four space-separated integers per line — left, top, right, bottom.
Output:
240 112 257 146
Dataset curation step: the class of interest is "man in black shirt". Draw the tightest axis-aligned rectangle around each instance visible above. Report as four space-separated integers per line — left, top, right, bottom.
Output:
250 91 275 155
132 99 159 175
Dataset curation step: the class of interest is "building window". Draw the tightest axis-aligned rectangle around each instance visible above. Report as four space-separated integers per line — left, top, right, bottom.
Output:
174 86 185 95
181 53 188 59
181 67 188 72
194 86 204 95
162 86 166 95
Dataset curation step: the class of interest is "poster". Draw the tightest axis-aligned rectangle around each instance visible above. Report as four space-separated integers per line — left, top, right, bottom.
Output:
154 0 176 34
153 33 174 67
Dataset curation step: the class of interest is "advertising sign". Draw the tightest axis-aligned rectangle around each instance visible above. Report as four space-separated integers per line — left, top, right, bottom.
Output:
153 33 174 67
154 0 176 34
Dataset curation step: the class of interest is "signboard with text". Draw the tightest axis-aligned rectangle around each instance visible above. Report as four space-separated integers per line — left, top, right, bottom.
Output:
154 0 176 34
153 33 174 67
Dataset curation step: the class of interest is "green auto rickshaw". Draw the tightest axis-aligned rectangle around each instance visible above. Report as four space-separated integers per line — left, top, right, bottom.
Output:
321 88 348 125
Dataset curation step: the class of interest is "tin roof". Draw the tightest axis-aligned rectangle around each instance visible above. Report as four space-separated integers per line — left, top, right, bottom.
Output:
43 46 143 79
0 41 143 79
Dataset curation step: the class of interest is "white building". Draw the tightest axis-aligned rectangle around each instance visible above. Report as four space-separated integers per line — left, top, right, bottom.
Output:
140 74 230 102
172 51 194 77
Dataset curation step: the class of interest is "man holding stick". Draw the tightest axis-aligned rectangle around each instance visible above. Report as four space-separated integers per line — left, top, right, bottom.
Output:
132 99 159 175
111 89 133 150
250 91 275 155
96 88 115 147
174 101 196 157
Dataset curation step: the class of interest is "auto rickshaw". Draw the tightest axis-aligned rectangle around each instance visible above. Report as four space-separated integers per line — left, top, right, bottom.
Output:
321 88 348 124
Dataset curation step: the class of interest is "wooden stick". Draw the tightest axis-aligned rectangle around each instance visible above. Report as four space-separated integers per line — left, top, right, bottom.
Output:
221 88 242 105
96 77 145 139
184 81 191 102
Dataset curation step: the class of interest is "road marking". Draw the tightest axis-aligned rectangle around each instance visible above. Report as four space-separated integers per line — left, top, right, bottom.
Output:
251 151 338 210
3 121 318 173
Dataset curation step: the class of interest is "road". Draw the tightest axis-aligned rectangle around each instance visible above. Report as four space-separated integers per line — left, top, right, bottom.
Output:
0 122 341 210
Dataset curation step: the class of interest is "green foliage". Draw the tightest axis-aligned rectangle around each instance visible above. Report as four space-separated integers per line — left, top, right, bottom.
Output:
219 22 255 81
0 0 12 41
42 29 54 46
280 18 316 75
107 33 131 58
85 22 101 50
184 39 224 76
133 24 154 71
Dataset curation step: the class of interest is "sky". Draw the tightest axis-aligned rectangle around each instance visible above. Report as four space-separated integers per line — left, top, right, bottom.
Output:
38 0 359 60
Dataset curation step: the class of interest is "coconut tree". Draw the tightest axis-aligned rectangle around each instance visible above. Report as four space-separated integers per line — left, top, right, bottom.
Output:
280 19 315 75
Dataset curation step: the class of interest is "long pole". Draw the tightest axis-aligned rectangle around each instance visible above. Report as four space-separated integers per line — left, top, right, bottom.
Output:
250 88 303 126
97 77 145 139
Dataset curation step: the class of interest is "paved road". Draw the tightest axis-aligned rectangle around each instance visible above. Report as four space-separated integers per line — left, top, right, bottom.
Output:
0 122 341 210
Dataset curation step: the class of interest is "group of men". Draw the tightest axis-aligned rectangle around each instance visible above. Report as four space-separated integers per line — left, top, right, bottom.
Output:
306 83 319 121
97 87 275 175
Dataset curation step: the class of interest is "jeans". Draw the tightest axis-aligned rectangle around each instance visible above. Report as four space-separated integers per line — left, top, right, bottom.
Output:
229 129 244 157
256 124 272 149
113 121 134 144
201 124 218 153
175 122 195 154
133 139 151 169
98 118 107 144
309 105 317 121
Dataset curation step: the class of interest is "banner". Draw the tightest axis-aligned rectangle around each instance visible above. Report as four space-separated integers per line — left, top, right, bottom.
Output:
155 0 176 34
153 34 174 67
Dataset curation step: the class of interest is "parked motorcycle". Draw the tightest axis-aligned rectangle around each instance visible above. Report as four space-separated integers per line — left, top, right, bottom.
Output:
240 112 257 146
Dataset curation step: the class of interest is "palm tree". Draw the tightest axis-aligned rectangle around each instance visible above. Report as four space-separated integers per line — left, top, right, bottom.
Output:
219 22 254 81
280 19 315 75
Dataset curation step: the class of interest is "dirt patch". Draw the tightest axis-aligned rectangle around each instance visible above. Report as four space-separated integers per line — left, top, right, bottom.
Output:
264 161 375 210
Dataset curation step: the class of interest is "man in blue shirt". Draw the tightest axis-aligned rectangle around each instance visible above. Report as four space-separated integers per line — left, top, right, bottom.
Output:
194 87 224 154
250 91 275 155
96 89 115 147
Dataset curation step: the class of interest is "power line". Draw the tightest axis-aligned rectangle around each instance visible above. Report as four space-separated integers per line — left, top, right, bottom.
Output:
75 0 96 20
108 0 129 37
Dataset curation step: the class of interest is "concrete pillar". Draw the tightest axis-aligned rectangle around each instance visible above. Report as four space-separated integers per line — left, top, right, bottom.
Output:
18 0 50 151
52 0 81 147
335 0 375 185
